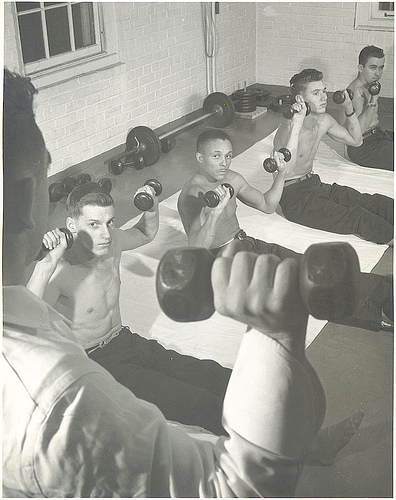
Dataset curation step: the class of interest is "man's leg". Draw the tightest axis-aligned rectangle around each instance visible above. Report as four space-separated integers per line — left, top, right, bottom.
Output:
88 328 231 435
347 129 394 171
280 177 393 244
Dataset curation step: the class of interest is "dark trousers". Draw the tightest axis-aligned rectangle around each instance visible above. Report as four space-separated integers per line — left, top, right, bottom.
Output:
88 327 231 436
347 128 394 171
280 174 393 244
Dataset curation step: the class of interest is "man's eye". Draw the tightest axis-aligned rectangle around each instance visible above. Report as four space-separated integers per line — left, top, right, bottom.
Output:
90 223 97 227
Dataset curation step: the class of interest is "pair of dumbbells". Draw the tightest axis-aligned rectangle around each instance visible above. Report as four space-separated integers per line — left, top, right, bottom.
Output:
263 148 292 173
156 241 361 323
49 174 113 202
282 102 311 119
333 81 381 104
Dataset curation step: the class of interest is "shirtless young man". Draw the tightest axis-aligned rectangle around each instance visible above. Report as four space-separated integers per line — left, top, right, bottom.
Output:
27 181 232 436
345 45 393 171
178 128 393 330
273 68 393 245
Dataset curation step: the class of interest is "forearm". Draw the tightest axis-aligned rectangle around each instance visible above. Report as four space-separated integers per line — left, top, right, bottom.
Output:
221 329 325 495
344 111 363 145
262 170 287 212
26 262 55 299
133 209 159 243
188 211 221 248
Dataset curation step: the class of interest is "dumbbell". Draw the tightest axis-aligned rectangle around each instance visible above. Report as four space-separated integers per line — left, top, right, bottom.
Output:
156 241 360 323
109 154 145 175
263 148 292 173
282 102 311 119
203 183 235 208
369 81 381 96
333 88 354 104
98 177 113 194
134 179 162 211
35 227 74 262
49 174 92 202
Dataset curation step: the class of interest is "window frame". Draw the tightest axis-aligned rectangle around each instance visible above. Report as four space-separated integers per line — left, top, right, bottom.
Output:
13 2 121 89
354 2 394 31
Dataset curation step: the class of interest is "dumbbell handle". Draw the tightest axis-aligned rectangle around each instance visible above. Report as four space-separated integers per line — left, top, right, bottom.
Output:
134 179 162 211
156 242 360 322
263 148 292 173
203 183 234 208
333 88 354 104
35 228 74 262
282 102 311 119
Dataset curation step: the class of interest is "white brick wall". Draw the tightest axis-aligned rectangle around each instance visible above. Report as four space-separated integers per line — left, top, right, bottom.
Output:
256 2 394 96
4 2 393 176
4 2 256 175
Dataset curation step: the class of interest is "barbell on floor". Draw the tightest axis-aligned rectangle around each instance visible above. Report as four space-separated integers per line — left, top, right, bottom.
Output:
106 91 235 175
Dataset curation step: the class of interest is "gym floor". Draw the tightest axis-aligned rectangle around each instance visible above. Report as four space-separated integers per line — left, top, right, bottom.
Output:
46 85 393 498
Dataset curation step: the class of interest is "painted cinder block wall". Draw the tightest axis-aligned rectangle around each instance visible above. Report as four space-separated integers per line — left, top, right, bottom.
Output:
256 2 394 96
4 2 394 177
4 2 256 176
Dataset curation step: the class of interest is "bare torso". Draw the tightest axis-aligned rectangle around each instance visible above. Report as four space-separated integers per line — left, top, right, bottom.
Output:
178 170 242 248
50 231 124 349
275 114 330 180
347 77 380 132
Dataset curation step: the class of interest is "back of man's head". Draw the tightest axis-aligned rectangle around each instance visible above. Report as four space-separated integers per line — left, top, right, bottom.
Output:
3 68 46 234
358 45 384 66
66 182 115 218
196 128 232 154
290 69 323 97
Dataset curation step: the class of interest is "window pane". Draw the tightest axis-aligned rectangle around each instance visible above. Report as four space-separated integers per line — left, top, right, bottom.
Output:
45 6 71 56
379 2 394 11
18 12 45 63
72 3 96 49
16 2 40 12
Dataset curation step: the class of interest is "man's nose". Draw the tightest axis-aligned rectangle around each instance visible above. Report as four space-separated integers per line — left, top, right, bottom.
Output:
101 226 111 239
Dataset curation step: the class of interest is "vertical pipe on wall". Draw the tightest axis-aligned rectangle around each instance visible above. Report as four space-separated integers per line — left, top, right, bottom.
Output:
202 2 216 94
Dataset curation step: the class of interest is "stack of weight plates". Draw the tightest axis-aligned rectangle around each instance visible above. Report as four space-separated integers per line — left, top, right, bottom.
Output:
232 89 257 113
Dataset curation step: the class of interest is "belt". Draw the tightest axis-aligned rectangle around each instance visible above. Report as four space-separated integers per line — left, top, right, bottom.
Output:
362 127 379 139
284 172 314 186
85 328 121 355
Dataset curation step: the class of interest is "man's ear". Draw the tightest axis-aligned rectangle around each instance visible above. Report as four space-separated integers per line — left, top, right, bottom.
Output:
13 176 36 231
295 94 304 103
196 152 203 163
66 216 76 233
358 64 364 73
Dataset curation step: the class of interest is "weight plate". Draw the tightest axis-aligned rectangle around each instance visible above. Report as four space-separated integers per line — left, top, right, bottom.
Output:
98 177 113 194
77 173 92 185
126 126 161 167
203 92 235 128
49 182 64 202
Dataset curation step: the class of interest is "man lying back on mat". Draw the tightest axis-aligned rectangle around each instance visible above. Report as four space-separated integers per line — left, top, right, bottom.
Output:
271 68 393 244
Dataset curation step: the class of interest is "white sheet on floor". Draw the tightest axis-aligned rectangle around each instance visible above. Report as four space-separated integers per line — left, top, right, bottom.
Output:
119 130 393 369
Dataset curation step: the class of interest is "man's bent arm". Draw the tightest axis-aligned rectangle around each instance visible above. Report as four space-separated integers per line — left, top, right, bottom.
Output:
352 90 379 133
326 113 362 147
121 206 159 251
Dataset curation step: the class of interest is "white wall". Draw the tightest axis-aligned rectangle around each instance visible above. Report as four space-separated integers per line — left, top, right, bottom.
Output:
256 2 394 96
4 2 393 176
4 2 256 175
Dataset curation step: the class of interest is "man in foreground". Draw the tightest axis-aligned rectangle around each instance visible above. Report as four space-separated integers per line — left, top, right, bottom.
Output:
3 67 325 497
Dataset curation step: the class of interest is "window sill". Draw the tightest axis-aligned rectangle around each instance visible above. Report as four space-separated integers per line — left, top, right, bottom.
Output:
28 52 122 90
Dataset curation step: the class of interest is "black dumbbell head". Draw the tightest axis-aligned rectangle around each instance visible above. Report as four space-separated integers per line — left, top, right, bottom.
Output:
369 81 381 96
98 177 112 194
144 179 162 196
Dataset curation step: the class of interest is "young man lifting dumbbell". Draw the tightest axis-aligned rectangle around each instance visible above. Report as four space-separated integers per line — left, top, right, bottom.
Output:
272 68 393 245
178 128 392 331
343 45 393 170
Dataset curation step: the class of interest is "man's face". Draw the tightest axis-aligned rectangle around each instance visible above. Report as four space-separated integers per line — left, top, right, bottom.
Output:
359 56 385 84
196 139 233 182
300 80 328 114
71 204 115 257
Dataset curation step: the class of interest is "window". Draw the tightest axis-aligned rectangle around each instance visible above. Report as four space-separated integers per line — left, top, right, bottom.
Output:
14 2 121 88
355 2 394 31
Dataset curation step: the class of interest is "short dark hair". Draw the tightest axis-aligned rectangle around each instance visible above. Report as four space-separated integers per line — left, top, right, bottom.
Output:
196 129 232 154
66 182 114 218
290 69 323 97
359 45 385 66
